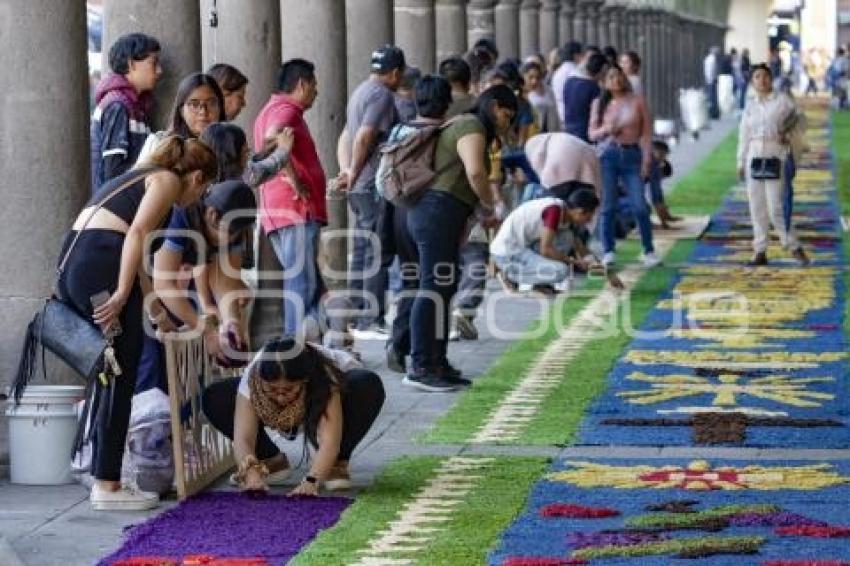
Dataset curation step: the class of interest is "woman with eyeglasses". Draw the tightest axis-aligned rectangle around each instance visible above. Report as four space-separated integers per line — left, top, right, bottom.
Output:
137 72 227 160
131 74 228 395
202 337 385 495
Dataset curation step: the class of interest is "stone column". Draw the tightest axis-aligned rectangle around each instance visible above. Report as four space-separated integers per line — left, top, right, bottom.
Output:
607 5 623 51
436 0 467 62
558 0 575 45
539 0 560 54
662 11 677 117
395 0 437 72
645 9 662 115
346 0 393 96
619 5 634 52
597 3 611 47
520 0 541 58
0 0 90 406
200 0 280 132
104 0 201 131
467 0 496 50
582 0 601 46
571 0 587 43
495 0 521 59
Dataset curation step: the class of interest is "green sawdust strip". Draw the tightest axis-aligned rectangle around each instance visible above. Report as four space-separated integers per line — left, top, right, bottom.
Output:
665 129 739 215
421 240 639 444
626 504 779 530
834 110 850 215
416 457 550 564
290 456 442 566
291 456 550 566
573 535 765 560
516 239 696 445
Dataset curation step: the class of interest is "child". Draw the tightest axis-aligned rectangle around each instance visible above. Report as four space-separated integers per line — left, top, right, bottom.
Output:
647 140 681 228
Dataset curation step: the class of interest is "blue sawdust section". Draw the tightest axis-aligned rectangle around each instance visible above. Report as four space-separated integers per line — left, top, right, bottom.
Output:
573 116 849 448
489 458 850 566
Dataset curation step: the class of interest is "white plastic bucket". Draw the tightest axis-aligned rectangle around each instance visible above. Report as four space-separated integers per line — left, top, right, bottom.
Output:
5 385 85 485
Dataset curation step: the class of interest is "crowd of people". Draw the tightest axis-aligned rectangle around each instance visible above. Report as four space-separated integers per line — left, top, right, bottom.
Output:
10 27 817 513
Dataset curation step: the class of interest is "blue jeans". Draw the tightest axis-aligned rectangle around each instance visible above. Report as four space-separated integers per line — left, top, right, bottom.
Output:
600 144 654 255
647 159 664 206
407 190 471 370
268 221 323 336
784 153 796 232
348 190 394 328
501 147 540 184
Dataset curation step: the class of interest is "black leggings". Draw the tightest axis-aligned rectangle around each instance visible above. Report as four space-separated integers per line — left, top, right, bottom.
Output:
57 230 144 482
202 369 385 461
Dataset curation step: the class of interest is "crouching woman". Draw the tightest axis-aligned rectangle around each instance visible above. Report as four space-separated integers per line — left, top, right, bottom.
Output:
203 338 385 495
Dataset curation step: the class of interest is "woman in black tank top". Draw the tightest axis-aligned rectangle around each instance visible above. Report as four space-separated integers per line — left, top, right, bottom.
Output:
57 135 218 511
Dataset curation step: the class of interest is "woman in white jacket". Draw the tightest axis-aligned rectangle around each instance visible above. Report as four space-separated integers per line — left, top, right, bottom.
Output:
737 63 809 266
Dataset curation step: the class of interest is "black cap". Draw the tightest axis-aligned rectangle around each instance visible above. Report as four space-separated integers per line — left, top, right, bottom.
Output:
202 180 256 233
371 45 406 74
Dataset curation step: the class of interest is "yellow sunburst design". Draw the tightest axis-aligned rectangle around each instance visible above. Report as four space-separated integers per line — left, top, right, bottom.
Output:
618 372 834 408
547 460 850 491
667 328 814 349
625 350 846 369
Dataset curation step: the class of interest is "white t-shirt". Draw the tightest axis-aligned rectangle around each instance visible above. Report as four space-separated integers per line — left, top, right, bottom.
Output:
552 61 578 125
237 345 362 400
490 197 572 258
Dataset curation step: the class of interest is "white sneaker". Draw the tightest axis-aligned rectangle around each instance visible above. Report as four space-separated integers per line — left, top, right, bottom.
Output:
90 483 159 511
602 252 616 266
641 252 662 268
349 323 389 341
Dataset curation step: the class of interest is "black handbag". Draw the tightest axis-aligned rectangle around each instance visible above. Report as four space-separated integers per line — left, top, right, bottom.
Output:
750 157 782 180
11 169 154 403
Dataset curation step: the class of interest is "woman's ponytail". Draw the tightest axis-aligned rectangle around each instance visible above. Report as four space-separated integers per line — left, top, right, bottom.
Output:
141 134 218 182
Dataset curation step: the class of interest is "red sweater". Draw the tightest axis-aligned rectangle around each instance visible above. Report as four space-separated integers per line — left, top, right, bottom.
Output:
253 94 327 232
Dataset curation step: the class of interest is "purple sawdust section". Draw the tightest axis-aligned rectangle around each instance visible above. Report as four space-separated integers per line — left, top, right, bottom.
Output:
567 531 667 549
729 512 829 528
99 492 351 566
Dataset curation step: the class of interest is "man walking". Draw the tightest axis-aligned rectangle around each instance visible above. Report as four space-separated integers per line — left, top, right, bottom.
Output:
254 59 327 339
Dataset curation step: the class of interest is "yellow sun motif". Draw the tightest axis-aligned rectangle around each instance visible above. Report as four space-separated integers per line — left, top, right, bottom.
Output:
625 350 846 369
655 266 836 326
547 460 850 491
618 372 834 408
667 328 815 349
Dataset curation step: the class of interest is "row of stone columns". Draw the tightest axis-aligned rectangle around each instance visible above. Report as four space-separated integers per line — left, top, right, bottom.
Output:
0 0 730 392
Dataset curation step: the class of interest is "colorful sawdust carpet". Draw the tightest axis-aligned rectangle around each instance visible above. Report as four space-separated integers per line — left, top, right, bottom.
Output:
574 119 848 448
98 492 350 566
490 458 850 565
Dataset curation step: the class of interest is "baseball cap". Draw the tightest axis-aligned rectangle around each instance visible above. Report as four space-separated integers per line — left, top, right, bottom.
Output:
202 180 257 233
371 45 406 74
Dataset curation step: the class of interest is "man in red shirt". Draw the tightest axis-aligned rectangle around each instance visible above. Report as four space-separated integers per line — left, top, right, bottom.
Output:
254 59 326 338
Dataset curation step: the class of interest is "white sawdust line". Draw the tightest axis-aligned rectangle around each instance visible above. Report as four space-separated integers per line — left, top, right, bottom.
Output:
352 457 494 565
472 237 680 443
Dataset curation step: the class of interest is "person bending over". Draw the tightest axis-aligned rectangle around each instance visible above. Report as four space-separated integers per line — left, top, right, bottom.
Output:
203 338 385 495
490 187 602 291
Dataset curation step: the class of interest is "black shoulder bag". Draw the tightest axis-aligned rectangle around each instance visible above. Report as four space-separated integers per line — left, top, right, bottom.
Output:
750 157 782 180
11 168 156 404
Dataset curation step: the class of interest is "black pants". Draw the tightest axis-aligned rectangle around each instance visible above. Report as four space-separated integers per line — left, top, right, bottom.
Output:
57 229 144 482
202 368 385 460
390 204 419 356
455 242 489 317
407 191 472 370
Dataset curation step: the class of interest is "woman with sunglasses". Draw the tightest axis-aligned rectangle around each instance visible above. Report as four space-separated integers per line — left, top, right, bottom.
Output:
202 337 385 495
